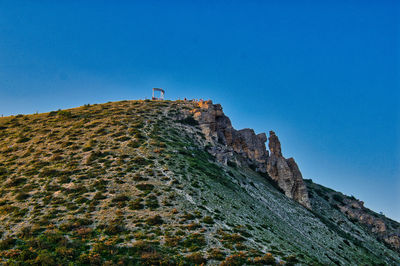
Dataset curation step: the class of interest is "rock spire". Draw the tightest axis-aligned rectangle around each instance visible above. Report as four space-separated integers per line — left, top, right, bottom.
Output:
266 131 311 208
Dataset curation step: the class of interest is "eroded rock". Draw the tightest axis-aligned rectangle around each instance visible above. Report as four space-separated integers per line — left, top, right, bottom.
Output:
191 101 311 208
191 101 269 172
266 131 311 208
338 197 400 250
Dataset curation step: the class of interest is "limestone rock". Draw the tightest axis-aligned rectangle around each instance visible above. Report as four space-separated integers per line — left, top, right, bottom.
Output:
266 132 311 208
286 158 312 208
191 101 311 208
268 130 282 156
337 197 400 250
231 129 269 171
191 101 268 171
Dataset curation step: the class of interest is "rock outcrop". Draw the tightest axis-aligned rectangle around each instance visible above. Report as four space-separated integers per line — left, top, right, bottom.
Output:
191 101 269 172
191 101 311 208
337 197 400 250
266 131 311 208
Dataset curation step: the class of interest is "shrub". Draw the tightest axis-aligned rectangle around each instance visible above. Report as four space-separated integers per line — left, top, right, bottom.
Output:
220 252 248 266
284 254 298 265
86 151 110 164
332 194 344 204
103 223 125 235
129 198 144 210
57 110 73 119
227 160 237 168
94 179 108 190
253 253 275 265
146 215 163 225
222 233 245 243
5 177 27 187
0 205 19 215
145 195 159 209
19 226 33 239
185 252 207 264
132 156 149 166
39 168 61 178
182 212 195 220
128 140 141 148
0 237 16 250
55 246 75 259
133 173 148 181
186 223 201 230
202 216 214 224
183 233 206 251
0 166 8 176
208 248 226 260
16 192 30 201
35 250 57 265
17 136 31 143
93 192 106 200
112 194 130 203
136 183 154 192
140 251 166 265
78 252 102 265
164 236 182 247
116 136 130 142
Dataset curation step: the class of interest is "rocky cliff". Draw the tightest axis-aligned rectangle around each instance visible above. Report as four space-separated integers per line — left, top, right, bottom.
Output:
191 100 311 208
267 131 311 208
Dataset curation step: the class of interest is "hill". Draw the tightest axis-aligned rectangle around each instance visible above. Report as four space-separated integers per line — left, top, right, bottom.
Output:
0 99 399 265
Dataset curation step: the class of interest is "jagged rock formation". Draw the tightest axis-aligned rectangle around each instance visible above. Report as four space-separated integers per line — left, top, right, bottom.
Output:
267 131 311 208
191 101 269 172
191 101 311 208
337 197 400 250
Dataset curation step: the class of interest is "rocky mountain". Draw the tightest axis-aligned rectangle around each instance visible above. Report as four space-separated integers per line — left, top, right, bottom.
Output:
0 99 398 265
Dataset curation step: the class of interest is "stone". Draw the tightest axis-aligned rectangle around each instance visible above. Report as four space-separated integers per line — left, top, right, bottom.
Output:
268 130 282 156
337 197 399 250
286 158 312 208
191 102 268 172
266 131 311 208
191 101 311 208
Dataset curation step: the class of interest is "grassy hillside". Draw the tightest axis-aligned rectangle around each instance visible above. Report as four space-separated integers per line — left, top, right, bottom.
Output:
0 100 398 265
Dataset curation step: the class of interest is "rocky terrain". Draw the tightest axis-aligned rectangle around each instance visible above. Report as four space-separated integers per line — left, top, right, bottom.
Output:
0 99 399 265
190 101 310 208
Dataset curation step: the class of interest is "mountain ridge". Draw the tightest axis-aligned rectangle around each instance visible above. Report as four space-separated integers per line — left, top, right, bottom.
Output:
0 99 398 265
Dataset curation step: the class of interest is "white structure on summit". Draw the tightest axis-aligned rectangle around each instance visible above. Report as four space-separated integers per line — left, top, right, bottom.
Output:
152 88 165 100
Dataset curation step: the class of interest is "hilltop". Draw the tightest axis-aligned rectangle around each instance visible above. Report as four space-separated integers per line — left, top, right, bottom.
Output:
0 99 399 265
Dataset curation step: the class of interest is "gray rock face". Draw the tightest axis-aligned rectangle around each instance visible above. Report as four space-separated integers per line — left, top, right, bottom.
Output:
268 130 282 156
191 101 269 172
286 158 312 208
266 131 311 208
191 101 311 208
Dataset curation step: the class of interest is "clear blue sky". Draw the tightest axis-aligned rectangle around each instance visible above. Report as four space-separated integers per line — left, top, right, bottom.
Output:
1 1 399 221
